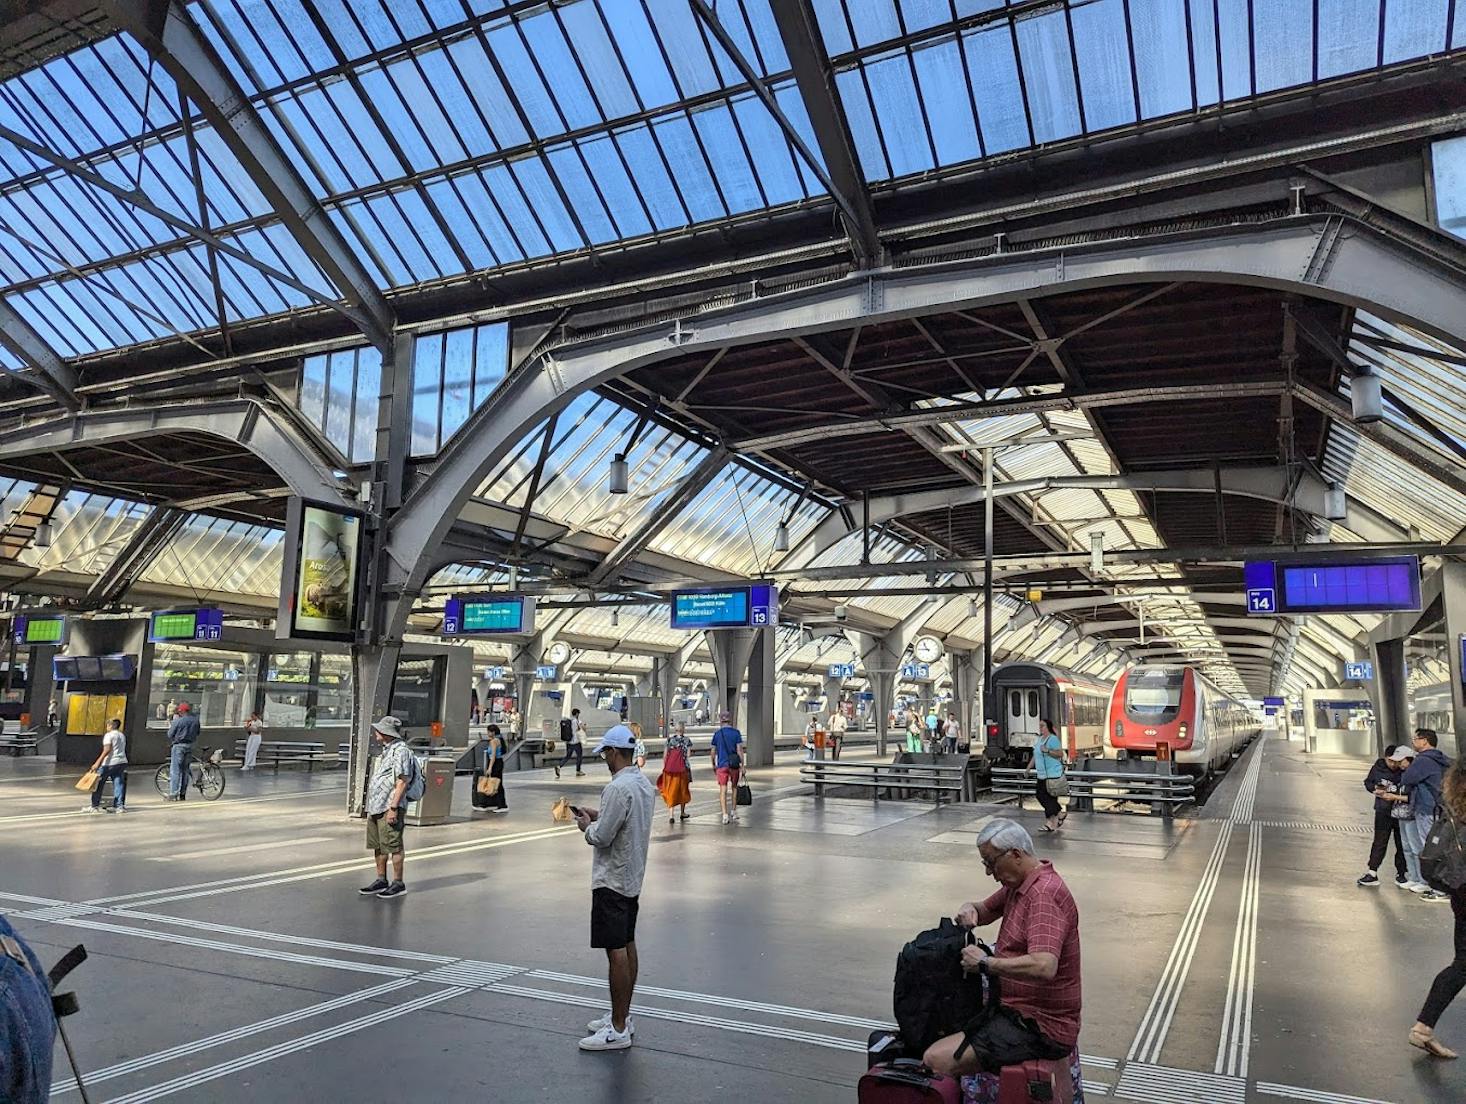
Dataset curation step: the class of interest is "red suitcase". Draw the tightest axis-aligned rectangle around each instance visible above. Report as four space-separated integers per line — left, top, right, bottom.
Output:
996 1056 1074 1104
858 1059 961 1103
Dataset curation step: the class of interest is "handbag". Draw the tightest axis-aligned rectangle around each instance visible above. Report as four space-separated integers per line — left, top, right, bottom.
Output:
74 770 100 792
1420 812 1466 893
1046 776 1070 798
736 782 753 806
476 775 501 797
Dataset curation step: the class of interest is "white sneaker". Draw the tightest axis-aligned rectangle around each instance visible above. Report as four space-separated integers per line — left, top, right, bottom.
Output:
114 806 127 814
578 1024 632 1051
586 1012 634 1035
82 806 102 814
730 810 739 822
721 814 730 824
1408 882 1430 893
1396 877 1415 890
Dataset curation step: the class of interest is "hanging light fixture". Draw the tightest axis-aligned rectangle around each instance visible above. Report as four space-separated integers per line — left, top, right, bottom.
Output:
1322 481 1348 521
774 521 790 553
1351 369 1383 423
34 521 51 549
967 598 978 619
608 453 629 494
611 607 620 628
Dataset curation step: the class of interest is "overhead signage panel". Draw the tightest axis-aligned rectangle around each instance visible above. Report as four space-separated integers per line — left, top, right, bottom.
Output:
670 584 780 631
148 608 224 643
1262 695 1285 707
277 498 365 643
901 662 931 679
1344 660 1374 681
535 665 558 681
443 595 536 636
1244 556 1421 615
827 662 856 679
12 614 67 647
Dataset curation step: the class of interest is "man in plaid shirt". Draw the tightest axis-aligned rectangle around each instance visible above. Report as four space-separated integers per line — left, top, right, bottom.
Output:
923 819 1084 1098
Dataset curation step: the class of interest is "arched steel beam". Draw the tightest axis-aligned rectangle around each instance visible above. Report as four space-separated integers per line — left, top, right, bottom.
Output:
791 466 1405 561
385 213 1466 640
0 399 348 506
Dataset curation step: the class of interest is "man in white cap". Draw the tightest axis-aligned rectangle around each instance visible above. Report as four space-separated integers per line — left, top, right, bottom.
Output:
574 723 656 1051
359 716 415 900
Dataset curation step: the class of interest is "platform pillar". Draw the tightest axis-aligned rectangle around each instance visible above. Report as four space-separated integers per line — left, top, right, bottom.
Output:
951 649 977 749
349 642 400 816
745 626 776 767
1441 560 1466 758
1369 637 1411 752
706 628 758 727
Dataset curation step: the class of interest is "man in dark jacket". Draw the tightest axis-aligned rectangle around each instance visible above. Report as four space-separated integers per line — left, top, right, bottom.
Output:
1 914 54 1104
1393 729 1453 899
1358 745 1409 887
166 700 201 800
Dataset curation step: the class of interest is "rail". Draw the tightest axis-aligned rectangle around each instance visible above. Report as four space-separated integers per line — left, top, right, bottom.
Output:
990 765 1194 817
800 760 968 806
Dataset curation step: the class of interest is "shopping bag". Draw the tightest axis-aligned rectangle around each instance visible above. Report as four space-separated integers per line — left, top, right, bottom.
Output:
74 770 99 792
477 775 501 797
736 782 753 806
551 797 574 823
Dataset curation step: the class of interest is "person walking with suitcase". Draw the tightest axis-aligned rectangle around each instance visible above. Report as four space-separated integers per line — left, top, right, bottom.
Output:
575 725 656 1052
472 724 507 814
1357 745 1410 887
555 708 586 778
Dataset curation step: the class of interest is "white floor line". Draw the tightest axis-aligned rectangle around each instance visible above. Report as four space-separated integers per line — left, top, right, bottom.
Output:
0 783 349 825
98 987 468 1104
108 909 461 965
48 978 418 1096
1215 822 1262 1078
1254 1081 1399 1104
148 836 333 861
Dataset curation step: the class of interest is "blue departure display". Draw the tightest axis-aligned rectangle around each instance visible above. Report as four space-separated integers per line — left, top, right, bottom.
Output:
1244 556 1421 615
671 588 750 630
442 595 535 636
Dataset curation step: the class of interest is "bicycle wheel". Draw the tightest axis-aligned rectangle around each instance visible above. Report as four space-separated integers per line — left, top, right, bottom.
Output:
154 762 171 797
198 763 226 800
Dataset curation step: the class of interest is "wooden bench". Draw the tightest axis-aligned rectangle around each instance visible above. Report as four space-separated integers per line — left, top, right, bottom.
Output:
233 739 333 771
800 760 967 806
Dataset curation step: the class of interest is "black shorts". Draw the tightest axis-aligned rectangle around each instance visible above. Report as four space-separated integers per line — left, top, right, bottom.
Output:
590 887 639 950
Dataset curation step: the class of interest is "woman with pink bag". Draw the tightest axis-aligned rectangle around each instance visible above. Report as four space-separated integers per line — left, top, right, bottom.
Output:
657 721 694 824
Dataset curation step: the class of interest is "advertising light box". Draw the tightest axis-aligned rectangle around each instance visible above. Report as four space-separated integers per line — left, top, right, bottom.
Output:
443 595 536 636
670 583 779 630
277 497 365 643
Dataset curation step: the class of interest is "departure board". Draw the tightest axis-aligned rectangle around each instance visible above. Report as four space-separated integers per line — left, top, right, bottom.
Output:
670 584 778 630
442 595 536 636
1244 556 1421 615
11 615 66 646
148 608 224 642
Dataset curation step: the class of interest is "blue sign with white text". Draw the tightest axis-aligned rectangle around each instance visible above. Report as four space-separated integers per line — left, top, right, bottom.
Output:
1344 660 1374 681
535 665 557 681
827 662 856 679
901 663 931 679
1245 557 1420 614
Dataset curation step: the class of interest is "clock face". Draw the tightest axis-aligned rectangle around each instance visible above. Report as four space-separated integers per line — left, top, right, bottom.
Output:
913 635 943 664
547 642 571 665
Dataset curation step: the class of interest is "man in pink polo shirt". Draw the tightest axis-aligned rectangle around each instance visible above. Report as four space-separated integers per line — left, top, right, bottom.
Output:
923 818 1084 1098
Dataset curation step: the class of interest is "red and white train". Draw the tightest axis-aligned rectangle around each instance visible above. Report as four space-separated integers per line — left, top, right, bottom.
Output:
985 662 1112 767
1105 665 1257 776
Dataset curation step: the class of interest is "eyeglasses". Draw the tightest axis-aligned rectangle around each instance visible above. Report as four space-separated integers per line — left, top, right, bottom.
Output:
981 849 1011 873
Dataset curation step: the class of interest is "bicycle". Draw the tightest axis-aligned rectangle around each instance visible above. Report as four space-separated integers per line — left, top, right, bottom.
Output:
153 746 227 801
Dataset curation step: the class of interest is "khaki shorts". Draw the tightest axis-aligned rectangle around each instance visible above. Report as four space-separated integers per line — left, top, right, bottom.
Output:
366 809 406 855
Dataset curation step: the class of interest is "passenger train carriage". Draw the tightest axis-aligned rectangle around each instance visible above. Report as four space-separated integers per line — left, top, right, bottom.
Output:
1106 665 1256 775
985 663 1111 767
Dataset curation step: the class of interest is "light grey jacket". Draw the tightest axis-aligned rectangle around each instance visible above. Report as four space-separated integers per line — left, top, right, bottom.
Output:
584 766 656 897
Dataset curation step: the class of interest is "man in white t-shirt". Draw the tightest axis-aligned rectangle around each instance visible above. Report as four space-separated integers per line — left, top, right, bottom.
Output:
829 709 848 761
85 719 128 813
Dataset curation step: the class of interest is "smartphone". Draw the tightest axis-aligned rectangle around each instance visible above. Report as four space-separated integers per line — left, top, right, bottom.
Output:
569 805 584 817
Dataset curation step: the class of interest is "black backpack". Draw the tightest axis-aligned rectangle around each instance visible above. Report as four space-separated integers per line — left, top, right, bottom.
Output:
1421 813 1466 893
560 718 574 742
892 918 987 1053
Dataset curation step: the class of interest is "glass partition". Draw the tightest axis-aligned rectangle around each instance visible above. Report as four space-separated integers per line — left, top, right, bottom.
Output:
148 646 258 729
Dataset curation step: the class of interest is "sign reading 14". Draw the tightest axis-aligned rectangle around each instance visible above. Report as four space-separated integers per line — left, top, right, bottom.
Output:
1246 588 1276 614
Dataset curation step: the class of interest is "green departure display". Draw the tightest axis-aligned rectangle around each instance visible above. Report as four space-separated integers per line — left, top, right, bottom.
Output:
151 612 198 640
23 617 63 644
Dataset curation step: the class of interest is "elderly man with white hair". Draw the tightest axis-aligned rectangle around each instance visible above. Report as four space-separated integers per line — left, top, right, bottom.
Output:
923 818 1085 1101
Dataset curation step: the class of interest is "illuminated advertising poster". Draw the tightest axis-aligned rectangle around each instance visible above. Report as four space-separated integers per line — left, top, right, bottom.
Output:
278 498 365 642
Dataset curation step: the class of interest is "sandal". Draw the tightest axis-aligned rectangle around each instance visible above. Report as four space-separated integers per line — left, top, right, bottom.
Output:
1058 811 1069 826
1410 1027 1458 1059
1040 825 1057 833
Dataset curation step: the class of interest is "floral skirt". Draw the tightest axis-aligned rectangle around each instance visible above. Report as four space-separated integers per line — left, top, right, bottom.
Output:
961 1045 1084 1104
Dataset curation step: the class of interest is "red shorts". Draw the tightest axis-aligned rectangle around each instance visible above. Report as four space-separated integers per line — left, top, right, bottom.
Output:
716 766 740 786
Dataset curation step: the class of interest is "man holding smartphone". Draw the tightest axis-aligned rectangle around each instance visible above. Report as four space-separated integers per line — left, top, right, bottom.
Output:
574 724 656 1051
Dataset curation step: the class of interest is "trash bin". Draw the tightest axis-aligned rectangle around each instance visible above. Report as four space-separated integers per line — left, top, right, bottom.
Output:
405 756 456 826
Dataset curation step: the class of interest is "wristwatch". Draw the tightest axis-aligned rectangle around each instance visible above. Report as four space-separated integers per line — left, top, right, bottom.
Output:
977 958 992 976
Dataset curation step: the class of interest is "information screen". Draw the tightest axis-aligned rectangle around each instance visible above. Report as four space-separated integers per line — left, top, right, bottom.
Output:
74 656 103 681
52 656 78 681
671 588 750 630
13 615 66 646
443 595 535 636
148 608 224 643
1245 556 1421 615
99 655 136 681
277 497 365 643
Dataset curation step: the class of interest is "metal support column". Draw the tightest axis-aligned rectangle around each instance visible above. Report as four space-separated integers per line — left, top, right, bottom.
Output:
982 446 995 730
1441 560 1466 759
746 625 777 768
706 628 758 727
1369 637 1411 752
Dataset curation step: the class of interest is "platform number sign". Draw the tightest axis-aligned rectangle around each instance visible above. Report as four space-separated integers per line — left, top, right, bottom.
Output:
1344 660 1374 681
1243 561 1278 615
901 663 931 679
1247 588 1276 614
827 662 855 679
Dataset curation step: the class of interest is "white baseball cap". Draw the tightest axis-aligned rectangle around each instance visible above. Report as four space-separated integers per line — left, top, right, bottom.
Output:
1389 744 1416 760
590 724 637 754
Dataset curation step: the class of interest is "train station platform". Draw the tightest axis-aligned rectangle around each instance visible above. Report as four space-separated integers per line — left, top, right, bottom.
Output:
2 736 1456 1104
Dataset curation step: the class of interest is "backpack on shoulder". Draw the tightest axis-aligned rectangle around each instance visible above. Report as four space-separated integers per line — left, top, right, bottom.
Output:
892 918 987 1054
403 752 427 803
1421 813 1466 893
560 717 575 743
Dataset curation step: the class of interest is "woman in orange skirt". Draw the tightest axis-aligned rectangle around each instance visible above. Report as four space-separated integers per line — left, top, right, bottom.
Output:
658 720 694 824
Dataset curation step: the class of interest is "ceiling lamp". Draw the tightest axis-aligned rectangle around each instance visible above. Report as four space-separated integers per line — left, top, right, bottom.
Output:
1322 482 1348 521
1351 369 1384 423
34 521 51 549
968 598 978 618
774 521 790 552
611 608 619 628
608 454 629 495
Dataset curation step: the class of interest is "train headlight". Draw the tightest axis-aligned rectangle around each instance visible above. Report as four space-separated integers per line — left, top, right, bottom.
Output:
1178 722 1189 742
1114 721 1123 740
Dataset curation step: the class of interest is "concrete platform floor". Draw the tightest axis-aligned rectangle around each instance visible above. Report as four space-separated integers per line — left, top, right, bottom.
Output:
2 739 1459 1103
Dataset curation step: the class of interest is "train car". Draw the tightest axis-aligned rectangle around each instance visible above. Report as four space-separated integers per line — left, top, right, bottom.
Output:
984 663 1112 766
1105 665 1256 776
1410 681 1454 735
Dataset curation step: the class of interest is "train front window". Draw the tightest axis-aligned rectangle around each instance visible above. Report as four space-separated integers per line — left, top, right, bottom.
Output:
1125 670 1185 721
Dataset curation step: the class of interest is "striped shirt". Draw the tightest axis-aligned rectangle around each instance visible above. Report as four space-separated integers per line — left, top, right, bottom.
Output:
978 861 1082 1046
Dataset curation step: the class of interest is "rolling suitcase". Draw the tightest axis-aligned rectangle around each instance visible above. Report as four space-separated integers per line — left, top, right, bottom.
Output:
858 1058 961 1103
996 1056 1074 1104
867 1029 910 1067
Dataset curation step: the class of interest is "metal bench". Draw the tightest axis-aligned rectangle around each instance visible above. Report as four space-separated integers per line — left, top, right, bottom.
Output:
0 732 40 756
800 760 968 806
233 739 333 771
989 765 1195 817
